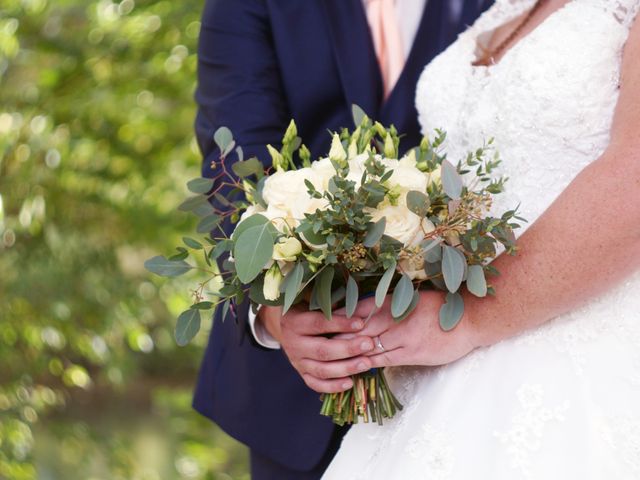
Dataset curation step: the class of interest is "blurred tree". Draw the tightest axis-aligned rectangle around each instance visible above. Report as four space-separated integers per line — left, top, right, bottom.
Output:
0 0 248 478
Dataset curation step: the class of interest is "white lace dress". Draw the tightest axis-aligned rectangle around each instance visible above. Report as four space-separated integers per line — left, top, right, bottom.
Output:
322 1 640 478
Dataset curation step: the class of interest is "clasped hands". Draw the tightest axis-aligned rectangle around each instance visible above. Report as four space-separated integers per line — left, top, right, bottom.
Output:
258 291 479 393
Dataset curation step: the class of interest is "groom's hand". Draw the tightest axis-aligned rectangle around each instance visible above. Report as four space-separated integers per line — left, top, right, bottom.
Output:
258 305 376 393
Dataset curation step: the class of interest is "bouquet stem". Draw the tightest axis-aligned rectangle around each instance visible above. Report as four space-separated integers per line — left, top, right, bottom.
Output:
320 369 402 426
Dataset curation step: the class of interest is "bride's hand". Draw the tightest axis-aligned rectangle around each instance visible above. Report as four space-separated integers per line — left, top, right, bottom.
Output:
340 291 479 368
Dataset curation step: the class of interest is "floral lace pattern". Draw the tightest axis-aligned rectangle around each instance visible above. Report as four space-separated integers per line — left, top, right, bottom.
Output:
322 1 640 479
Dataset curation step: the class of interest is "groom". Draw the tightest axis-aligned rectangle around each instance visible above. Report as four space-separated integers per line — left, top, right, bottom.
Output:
193 1 492 478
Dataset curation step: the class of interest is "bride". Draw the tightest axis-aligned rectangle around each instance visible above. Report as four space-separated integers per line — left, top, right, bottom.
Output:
322 0 640 478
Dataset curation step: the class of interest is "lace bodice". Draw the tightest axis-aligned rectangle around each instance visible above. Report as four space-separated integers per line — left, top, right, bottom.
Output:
323 2 640 479
417 0 639 234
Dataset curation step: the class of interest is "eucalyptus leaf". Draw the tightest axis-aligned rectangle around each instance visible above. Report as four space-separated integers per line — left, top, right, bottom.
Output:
391 274 414 319
345 275 359 318
192 202 215 218
144 256 192 277
175 309 201 346
187 177 214 194
214 127 234 156
375 261 397 308
439 292 465 331
441 159 463 200
221 299 231 322
394 290 420 323
196 214 221 234
183 237 203 250
282 263 304 315
442 246 466 293
232 213 270 241
234 223 276 284
352 104 367 127
315 267 335 321
331 286 346 305
406 191 430 217
209 239 233 261
191 301 214 310
178 195 210 213
424 244 442 263
232 157 264 179
466 265 487 297
363 217 386 248
296 222 326 247
168 249 189 261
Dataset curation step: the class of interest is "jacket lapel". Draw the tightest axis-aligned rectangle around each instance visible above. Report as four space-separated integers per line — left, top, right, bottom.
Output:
322 0 383 122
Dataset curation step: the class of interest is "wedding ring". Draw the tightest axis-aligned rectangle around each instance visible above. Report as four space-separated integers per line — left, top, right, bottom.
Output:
374 335 385 352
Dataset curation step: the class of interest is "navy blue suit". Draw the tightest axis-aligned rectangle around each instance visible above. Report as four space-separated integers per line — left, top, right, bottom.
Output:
193 1 492 478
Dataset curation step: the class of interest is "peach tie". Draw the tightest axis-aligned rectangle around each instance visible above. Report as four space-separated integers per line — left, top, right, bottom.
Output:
365 0 405 99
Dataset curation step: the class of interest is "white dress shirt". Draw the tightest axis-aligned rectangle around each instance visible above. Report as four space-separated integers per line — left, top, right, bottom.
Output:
249 0 428 349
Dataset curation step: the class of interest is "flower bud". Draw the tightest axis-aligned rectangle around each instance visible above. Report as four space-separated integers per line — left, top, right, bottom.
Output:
263 264 284 301
273 236 303 262
420 136 430 152
329 133 347 163
384 133 396 158
267 144 285 171
299 144 311 167
283 120 298 144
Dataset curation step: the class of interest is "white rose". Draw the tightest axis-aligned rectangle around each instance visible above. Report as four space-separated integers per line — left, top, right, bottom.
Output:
369 205 418 246
262 168 322 210
239 204 266 223
387 165 428 206
346 153 384 187
310 157 337 191
399 150 417 168
262 205 297 233
289 196 330 220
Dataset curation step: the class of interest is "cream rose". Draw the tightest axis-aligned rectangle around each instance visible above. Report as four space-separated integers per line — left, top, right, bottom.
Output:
369 205 434 247
386 164 429 206
262 167 330 226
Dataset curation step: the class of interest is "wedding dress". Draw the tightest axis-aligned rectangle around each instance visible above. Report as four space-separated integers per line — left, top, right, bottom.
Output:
322 0 640 478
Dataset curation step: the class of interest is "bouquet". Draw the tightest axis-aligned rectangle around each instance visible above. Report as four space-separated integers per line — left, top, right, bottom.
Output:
146 107 523 425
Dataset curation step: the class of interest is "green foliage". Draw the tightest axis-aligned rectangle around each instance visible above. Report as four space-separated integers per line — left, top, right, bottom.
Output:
390 274 414 319
439 292 465 331
0 0 248 477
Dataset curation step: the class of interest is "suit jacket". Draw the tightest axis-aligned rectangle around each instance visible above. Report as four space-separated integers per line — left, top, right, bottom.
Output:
192 0 492 471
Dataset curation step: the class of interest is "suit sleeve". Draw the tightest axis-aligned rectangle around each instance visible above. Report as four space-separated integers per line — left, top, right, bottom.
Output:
194 0 289 343
195 0 289 174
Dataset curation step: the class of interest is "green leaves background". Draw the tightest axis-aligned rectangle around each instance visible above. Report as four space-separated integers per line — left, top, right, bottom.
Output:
0 1 249 478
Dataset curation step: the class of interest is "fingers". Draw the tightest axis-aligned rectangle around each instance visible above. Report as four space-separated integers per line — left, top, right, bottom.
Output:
363 330 402 356
284 308 366 335
300 356 373 393
366 348 409 369
300 356 373 381
301 374 353 394
334 296 381 319
289 335 375 362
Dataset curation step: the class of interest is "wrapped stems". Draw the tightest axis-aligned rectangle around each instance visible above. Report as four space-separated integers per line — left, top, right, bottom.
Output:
319 369 402 426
